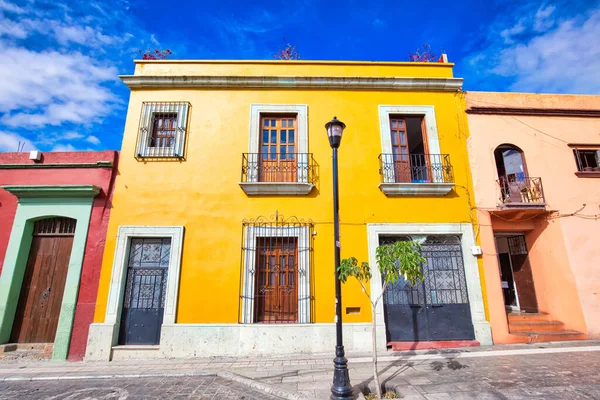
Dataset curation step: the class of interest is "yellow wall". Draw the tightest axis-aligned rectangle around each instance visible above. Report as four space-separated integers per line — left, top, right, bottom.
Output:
94 61 478 325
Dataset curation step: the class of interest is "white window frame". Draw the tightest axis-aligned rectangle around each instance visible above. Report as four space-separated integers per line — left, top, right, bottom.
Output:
137 102 190 158
247 104 309 183
378 105 442 183
240 225 311 324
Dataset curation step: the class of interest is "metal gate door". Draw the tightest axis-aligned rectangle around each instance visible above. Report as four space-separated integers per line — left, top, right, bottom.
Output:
381 235 475 342
119 238 171 345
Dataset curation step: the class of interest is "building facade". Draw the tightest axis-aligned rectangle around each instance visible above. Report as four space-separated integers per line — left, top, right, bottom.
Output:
466 92 600 343
0 151 118 360
86 60 492 361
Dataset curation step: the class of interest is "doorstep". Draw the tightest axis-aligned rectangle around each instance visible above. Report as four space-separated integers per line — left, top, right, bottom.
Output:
388 340 480 351
111 345 160 361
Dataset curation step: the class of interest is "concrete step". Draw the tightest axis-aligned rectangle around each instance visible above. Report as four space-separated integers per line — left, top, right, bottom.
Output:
509 320 565 334
507 312 551 323
0 343 53 360
511 331 588 344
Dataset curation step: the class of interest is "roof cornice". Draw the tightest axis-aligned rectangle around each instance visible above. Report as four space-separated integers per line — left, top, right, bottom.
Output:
466 106 600 118
120 75 463 92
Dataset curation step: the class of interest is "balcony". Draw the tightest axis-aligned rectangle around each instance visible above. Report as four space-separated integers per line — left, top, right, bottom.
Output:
378 154 455 196
497 176 546 207
494 176 547 220
239 153 316 196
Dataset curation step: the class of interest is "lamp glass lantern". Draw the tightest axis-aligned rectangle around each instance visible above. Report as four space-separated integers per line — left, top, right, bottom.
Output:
325 116 346 148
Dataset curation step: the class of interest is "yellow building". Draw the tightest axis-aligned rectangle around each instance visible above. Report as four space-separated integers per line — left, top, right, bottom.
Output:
86 60 492 361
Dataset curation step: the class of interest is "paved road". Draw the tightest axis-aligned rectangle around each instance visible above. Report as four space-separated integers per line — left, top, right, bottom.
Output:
0 376 284 400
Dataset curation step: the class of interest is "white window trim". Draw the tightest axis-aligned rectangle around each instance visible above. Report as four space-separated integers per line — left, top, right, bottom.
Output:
137 102 190 158
378 105 442 183
104 226 184 330
366 223 492 346
247 104 309 183
240 226 310 324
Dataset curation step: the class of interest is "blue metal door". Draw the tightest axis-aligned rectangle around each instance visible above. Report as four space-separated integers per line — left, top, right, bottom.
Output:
119 238 171 345
381 235 475 342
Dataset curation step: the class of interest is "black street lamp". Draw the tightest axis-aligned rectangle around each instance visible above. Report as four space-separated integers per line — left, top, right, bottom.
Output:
325 116 353 400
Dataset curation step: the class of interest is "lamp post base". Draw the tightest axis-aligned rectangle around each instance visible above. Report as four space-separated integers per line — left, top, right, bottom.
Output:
330 345 354 400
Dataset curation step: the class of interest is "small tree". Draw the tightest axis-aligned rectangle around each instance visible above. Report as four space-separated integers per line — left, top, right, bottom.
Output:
338 241 425 399
408 44 436 62
273 42 300 60
139 48 172 60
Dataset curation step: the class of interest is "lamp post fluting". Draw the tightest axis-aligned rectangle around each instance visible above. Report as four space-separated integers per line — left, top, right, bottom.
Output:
325 116 353 400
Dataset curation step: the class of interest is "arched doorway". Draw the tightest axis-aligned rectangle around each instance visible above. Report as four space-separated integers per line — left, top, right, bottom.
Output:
494 144 531 203
10 217 76 343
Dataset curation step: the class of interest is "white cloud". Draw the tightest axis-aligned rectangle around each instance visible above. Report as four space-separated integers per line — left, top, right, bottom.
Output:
51 143 77 152
0 130 35 152
86 135 101 145
0 0 24 14
465 7 600 94
0 45 119 127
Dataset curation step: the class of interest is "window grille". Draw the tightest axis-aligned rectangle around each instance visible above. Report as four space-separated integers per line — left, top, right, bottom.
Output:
136 102 189 158
239 213 313 324
33 217 76 236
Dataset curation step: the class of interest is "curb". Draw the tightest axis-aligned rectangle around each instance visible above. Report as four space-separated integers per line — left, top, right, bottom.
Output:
217 370 315 400
0 371 215 382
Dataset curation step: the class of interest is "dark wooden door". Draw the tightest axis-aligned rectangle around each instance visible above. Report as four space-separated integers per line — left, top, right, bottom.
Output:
382 235 475 342
11 218 75 343
507 235 538 312
254 237 298 323
119 238 171 345
260 115 297 182
390 118 411 183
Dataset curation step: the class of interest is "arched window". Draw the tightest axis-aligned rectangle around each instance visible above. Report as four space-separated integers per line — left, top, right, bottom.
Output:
494 144 527 182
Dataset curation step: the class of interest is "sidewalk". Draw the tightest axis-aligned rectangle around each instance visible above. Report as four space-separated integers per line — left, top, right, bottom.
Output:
1 341 600 399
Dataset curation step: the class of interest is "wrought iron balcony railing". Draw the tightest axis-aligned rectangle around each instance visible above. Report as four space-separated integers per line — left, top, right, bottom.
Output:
497 176 545 205
241 153 316 184
378 154 454 184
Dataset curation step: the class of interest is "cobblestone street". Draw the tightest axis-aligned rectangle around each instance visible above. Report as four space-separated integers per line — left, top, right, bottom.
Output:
0 343 599 399
0 375 284 400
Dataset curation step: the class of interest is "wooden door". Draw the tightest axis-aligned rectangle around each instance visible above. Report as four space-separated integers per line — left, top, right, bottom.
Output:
507 235 538 312
260 115 297 182
390 118 411 182
11 218 75 343
254 237 298 323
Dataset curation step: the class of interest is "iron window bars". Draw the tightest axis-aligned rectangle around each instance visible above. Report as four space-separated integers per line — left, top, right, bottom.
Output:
497 176 545 205
136 102 190 158
378 154 454 184
239 214 314 324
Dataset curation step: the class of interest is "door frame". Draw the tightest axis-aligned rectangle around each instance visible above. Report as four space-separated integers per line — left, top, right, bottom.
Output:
87 226 184 359
367 223 492 346
0 185 99 360
494 235 521 312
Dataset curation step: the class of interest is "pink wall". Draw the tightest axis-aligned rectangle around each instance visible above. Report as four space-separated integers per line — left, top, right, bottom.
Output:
0 151 118 360
466 92 600 339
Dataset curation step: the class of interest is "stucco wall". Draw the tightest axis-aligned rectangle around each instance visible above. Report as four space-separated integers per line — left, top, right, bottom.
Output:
466 91 600 338
0 151 118 360
93 61 484 335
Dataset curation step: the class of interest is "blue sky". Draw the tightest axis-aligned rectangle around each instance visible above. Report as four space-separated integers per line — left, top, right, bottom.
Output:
0 0 599 152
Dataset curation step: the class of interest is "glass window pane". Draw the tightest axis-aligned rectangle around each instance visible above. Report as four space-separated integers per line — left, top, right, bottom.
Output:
398 120 404 127
400 132 406 144
262 130 269 144
391 133 398 145
280 146 286 159
280 271 286 285
289 119 294 127
288 130 295 144
263 119 269 127
289 255 295 268
288 272 294 286
262 146 268 160
280 130 287 143
270 146 277 160
270 120 276 127
391 120 397 128
282 120 287 127
271 130 277 143
269 272 275 285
